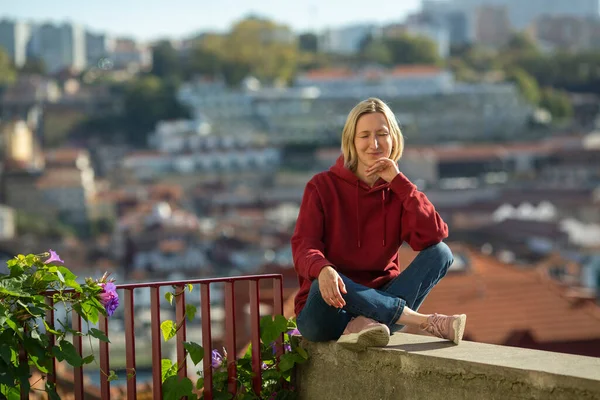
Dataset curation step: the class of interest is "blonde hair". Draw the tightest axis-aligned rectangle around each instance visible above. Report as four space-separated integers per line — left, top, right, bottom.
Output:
341 98 404 171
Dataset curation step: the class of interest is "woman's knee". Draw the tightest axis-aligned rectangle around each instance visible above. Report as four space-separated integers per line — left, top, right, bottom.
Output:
423 242 454 271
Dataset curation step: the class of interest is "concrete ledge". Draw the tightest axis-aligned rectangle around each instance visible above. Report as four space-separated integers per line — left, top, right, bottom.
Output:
294 333 600 400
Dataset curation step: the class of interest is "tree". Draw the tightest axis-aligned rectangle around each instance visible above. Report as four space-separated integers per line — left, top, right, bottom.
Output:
151 40 180 79
122 76 190 146
540 88 573 121
384 34 440 66
505 32 539 54
298 33 318 52
506 67 541 105
0 47 16 86
361 39 393 66
19 57 46 75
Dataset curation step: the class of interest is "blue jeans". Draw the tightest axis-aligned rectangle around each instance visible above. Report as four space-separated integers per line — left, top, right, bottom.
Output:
296 242 453 342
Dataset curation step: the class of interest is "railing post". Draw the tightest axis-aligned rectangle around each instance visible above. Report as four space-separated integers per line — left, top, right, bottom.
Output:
45 297 56 388
249 280 262 395
124 288 137 400
150 287 163 400
273 278 284 358
99 313 110 399
224 281 237 395
71 311 84 400
200 283 213 400
175 285 187 380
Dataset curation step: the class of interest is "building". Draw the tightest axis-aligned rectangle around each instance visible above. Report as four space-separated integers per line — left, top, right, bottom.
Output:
474 5 511 47
86 31 112 67
454 0 599 30
532 15 600 52
0 19 31 67
28 23 86 73
110 38 152 71
421 0 476 44
0 204 15 240
319 24 381 55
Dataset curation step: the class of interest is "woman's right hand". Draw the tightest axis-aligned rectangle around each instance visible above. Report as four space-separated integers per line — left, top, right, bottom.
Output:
318 266 347 308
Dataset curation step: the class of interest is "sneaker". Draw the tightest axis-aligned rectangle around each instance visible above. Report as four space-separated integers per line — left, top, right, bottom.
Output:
337 316 390 351
420 313 467 345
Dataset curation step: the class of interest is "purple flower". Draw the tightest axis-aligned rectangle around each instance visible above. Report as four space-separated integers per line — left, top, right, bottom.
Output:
287 328 300 336
44 249 64 265
98 282 119 316
284 344 292 353
211 349 223 369
261 362 268 370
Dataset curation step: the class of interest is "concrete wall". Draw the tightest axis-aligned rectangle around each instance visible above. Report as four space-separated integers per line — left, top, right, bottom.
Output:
295 333 600 400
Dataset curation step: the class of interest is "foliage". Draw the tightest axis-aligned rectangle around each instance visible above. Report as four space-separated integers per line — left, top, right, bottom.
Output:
121 75 190 146
506 67 541 105
160 286 307 399
16 211 76 239
0 251 120 399
540 88 573 121
0 47 17 86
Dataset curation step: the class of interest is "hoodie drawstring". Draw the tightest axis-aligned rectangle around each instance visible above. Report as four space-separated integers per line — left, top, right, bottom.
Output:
356 182 361 248
382 189 387 247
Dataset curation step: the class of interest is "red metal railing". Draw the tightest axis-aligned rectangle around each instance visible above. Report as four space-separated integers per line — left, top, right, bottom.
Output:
35 274 284 400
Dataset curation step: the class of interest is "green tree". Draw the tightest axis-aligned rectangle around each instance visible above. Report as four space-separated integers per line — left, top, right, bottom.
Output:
506 67 541 105
361 39 393 66
298 33 318 52
151 40 180 79
0 47 16 86
505 32 539 54
19 56 46 75
384 34 440 65
122 76 190 146
540 88 573 121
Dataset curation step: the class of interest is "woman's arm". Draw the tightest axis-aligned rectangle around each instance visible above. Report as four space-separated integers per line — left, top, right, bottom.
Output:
291 182 335 280
390 173 448 251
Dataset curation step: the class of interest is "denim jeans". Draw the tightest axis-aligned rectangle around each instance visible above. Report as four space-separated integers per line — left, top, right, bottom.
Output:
296 242 454 342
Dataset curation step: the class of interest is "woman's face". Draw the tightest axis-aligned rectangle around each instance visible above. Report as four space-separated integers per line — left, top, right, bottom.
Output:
353 112 392 170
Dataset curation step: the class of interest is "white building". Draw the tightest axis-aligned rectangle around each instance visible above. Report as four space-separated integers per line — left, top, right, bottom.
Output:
86 31 112 67
453 0 599 30
0 19 31 67
110 38 152 71
319 24 381 55
0 205 15 240
29 23 87 73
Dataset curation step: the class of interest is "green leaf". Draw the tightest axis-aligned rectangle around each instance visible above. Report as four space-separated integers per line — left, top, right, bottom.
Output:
89 328 110 343
165 292 174 305
185 304 196 322
161 359 177 381
55 270 65 283
83 354 95 364
43 321 61 336
196 377 204 390
278 353 296 372
296 346 308 360
53 340 84 367
107 370 119 382
65 279 82 292
186 283 193 293
160 320 176 341
183 341 204 365
260 315 288 346
162 375 195 400
0 344 12 364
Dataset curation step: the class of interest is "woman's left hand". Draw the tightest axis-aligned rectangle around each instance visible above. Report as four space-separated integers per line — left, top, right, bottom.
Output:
365 158 400 183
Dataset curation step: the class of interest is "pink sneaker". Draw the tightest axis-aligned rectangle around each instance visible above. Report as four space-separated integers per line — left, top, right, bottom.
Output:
420 313 467 344
337 316 390 351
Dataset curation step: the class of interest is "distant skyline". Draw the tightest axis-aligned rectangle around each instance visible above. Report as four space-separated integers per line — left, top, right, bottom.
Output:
2 0 423 41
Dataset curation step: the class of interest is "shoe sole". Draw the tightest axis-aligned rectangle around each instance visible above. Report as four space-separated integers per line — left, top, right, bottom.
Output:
452 314 467 345
337 326 390 352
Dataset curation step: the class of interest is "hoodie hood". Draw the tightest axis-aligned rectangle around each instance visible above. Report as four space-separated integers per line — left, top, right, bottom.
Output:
329 155 390 247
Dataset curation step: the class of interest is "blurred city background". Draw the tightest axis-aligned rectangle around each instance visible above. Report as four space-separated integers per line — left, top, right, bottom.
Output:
1 0 600 393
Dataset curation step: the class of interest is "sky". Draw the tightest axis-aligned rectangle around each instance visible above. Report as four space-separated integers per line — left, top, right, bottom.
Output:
2 0 423 41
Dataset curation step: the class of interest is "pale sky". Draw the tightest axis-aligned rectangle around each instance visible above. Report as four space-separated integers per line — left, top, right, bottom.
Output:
1 0 423 41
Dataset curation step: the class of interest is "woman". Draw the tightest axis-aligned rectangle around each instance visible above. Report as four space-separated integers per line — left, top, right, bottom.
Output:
291 98 466 352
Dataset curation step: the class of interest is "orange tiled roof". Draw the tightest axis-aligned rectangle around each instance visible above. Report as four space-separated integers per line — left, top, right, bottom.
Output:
389 65 443 76
301 68 353 81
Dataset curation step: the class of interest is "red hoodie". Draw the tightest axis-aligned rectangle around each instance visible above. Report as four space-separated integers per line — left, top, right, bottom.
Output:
291 155 448 316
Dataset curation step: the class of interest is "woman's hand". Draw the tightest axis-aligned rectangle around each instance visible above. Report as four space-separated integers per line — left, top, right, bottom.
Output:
318 266 347 308
365 158 400 183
